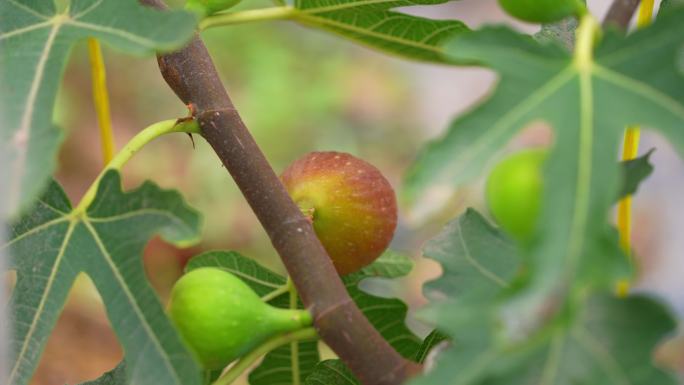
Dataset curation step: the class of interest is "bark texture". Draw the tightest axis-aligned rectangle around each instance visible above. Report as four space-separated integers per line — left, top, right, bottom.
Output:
603 0 640 29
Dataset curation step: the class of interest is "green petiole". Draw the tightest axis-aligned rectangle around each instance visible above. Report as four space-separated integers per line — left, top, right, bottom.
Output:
212 327 318 385
73 119 200 214
199 6 296 30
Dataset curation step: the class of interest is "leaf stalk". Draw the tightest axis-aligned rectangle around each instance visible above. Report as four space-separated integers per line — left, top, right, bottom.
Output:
212 327 318 385
200 6 295 30
73 119 199 213
573 15 599 70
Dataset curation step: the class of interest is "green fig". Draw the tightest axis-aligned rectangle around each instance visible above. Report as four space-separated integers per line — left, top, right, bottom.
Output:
185 0 242 17
498 0 586 23
168 267 312 370
280 151 397 275
486 149 547 243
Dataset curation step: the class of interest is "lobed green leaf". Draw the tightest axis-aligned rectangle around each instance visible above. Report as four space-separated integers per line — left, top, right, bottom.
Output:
411 209 677 385
3 171 203 385
406 9 684 331
0 0 196 216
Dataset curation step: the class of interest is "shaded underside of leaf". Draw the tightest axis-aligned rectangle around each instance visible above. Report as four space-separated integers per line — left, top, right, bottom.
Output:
249 341 320 385
304 359 360 385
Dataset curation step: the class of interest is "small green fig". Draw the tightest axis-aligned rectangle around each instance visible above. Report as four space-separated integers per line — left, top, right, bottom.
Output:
486 149 547 243
281 152 398 275
185 0 241 17
168 267 312 370
498 0 586 23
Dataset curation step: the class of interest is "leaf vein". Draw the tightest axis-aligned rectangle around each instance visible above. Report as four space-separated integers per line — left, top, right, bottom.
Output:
64 19 158 49
8 0 51 20
82 220 183 385
593 65 684 119
7 221 75 385
9 21 61 208
1 217 70 252
456 219 509 288
574 328 632 385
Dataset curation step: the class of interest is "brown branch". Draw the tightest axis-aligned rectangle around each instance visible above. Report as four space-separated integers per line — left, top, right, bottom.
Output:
603 0 640 29
140 1 422 384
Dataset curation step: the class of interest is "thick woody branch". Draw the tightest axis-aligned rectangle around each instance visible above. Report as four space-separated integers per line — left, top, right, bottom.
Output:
603 0 640 29
140 1 422 384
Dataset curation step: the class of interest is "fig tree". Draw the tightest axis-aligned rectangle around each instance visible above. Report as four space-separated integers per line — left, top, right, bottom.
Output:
168 267 312 370
281 151 398 275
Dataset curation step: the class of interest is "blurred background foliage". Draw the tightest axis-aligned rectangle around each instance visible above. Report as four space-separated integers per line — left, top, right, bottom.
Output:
33 0 683 384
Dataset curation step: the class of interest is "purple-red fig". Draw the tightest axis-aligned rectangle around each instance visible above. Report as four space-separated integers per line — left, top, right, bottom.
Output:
281 152 398 275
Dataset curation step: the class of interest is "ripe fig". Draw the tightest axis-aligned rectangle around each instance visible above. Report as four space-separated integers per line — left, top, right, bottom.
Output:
185 0 241 17
168 267 312 370
281 151 398 275
498 0 585 22
486 149 547 243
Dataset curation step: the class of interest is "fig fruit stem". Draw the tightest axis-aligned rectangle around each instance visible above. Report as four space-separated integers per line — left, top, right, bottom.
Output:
296 200 316 222
288 277 302 385
73 119 200 214
212 327 318 385
200 6 295 30
87 37 116 165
